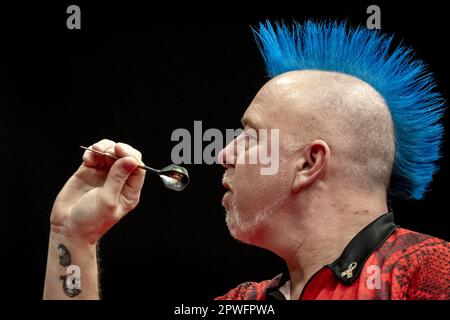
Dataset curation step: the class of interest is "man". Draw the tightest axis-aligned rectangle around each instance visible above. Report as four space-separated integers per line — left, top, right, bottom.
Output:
43 20 449 300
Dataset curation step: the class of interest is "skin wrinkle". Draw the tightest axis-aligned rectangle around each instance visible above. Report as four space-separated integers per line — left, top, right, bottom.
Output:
219 69 395 299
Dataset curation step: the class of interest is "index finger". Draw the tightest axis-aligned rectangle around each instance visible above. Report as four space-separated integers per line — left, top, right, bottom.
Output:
82 139 116 167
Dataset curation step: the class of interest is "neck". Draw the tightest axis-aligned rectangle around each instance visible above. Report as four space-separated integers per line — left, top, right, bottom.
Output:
256 189 389 300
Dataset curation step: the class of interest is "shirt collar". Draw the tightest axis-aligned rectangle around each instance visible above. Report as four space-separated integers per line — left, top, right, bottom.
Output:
269 211 397 291
327 211 396 284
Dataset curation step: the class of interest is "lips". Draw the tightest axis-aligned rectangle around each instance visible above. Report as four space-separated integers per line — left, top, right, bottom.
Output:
222 175 233 192
222 190 231 207
223 181 232 191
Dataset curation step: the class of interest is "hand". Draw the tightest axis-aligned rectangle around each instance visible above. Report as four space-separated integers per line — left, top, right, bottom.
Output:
50 139 146 244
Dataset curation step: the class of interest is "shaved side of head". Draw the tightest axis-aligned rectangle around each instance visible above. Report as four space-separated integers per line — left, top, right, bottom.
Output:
265 70 395 193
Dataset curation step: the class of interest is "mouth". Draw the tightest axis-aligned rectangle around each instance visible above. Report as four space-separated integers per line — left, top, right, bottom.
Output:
222 181 232 191
222 189 231 207
222 174 233 192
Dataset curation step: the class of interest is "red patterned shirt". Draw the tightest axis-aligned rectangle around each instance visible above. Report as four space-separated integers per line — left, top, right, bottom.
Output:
215 212 450 300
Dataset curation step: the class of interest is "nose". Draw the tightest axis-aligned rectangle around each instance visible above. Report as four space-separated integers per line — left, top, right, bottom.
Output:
218 139 236 169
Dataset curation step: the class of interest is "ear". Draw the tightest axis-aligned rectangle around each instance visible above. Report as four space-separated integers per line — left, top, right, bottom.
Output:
292 140 330 193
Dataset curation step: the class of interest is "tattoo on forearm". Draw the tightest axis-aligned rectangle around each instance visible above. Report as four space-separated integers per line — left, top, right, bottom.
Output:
58 244 71 267
58 244 82 297
59 274 82 297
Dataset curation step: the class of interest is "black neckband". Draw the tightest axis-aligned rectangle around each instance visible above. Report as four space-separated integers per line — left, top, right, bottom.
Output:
266 211 397 299
327 211 396 284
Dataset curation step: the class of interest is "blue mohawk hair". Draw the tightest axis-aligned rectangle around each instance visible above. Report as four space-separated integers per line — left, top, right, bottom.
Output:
253 20 446 200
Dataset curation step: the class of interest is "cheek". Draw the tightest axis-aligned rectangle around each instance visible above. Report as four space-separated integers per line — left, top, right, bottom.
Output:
234 164 261 192
232 139 289 211
234 162 287 214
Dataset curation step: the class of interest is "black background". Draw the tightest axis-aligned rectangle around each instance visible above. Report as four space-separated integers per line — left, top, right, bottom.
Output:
4 1 449 302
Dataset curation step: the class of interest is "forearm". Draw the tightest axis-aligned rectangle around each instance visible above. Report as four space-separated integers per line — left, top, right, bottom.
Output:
43 231 100 300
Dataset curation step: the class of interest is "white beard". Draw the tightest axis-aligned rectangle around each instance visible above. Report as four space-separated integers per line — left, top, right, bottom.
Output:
225 195 267 244
225 166 289 245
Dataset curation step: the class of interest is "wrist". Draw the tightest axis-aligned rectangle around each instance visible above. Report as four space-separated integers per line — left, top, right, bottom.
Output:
45 229 100 300
49 226 98 249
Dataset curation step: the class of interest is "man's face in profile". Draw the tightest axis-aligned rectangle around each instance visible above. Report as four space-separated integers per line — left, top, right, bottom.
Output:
218 68 395 246
218 77 295 245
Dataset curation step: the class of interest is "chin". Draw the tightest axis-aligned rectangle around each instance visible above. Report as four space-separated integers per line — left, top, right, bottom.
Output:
225 208 267 246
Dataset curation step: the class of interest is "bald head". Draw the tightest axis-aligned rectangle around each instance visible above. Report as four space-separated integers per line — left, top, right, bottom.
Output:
249 70 395 192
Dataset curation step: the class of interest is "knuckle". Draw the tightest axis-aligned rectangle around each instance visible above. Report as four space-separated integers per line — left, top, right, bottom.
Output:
117 142 142 160
105 146 116 154
92 142 103 151
99 138 115 145
100 197 118 212
117 142 130 148
121 197 139 211
95 139 116 150
110 171 126 184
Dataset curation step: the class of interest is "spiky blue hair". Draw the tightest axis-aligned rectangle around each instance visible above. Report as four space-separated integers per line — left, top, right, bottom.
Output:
253 20 446 200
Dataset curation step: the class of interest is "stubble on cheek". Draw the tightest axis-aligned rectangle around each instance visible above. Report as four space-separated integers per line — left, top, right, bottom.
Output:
224 196 238 236
224 163 290 244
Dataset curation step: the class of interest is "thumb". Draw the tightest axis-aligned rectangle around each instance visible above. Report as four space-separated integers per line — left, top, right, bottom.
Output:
101 156 139 205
